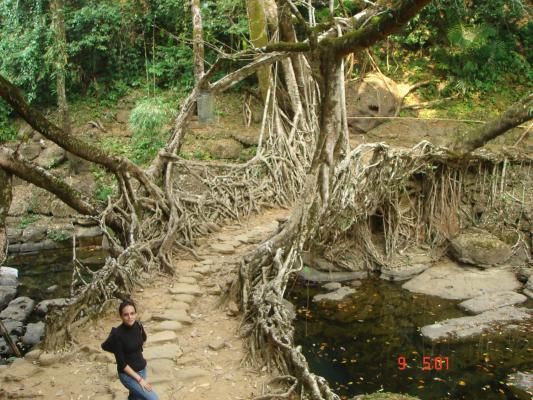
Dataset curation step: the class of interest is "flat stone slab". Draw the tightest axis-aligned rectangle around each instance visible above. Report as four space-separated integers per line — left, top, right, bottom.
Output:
507 371 533 399
172 294 195 304
2 359 40 381
421 306 532 341
178 277 197 284
313 286 356 303
148 359 176 375
298 266 367 283
184 272 203 280
153 309 192 324
143 343 183 361
152 320 184 332
168 283 202 296
380 263 430 282
209 243 235 254
402 261 522 300
192 265 211 275
147 330 177 344
459 291 527 314
174 366 208 382
168 301 190 311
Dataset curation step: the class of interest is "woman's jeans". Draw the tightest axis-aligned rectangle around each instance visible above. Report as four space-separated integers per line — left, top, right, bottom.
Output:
118 368 159 400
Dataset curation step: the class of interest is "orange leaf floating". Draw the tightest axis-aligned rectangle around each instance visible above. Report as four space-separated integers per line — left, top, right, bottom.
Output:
458 380 466 386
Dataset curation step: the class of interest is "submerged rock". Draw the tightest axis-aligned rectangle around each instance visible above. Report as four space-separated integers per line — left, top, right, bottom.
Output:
449 231 512 267
298 266 366 283
322 282 342 291
402 261 521 300
313 286 356 303
506 371 533 400
459 291 527 314
421 306 532 341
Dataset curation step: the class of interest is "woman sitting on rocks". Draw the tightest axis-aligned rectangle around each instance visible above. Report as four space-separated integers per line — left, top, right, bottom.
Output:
104 299 159 400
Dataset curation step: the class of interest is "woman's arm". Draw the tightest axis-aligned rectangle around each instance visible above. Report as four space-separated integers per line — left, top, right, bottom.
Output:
122 364 153 392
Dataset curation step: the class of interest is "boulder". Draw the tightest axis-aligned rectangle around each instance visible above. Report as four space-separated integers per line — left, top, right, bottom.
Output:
346 73 401 133
35 298 70 316
421 306 532 341
205 138 243 159
507 371 533 400
402 261 521 300
0 335 18 355
21 225 47 243
22 321 45 345
34 144 65 168
19 143 42 161
380 248 433 281
230 129 260 146
2 319 24 335
459 291 527 314
0 286 17 309
0 275 18 287
208 338 226 351
313 286 356 303
0 296 35 322
449 231 512 267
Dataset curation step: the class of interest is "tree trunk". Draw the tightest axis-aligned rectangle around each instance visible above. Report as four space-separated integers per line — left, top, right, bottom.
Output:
246 0 271 100
50 0 81 172
191 0 214 123
0 168 11 266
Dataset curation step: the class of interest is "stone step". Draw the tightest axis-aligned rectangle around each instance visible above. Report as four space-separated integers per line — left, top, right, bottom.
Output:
178 277 197 285
147 330 178 345
192 265 211 275
168 284 202 296
168 301 190 311
152 320 184 332
184 272 203 280
172 294 196 304
173 366 209 382
210 243 235 254
153 309 193 324
143 343 183 361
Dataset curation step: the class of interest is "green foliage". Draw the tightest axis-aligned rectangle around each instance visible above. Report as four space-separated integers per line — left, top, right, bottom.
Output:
18 214 40 229
91 165 115 203
0 99 17 143
47 228 70 242
128 97 173 164
386 0 532 93
238 145 257 162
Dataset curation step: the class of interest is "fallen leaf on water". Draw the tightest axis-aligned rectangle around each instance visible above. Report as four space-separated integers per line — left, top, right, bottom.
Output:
458 380 466 386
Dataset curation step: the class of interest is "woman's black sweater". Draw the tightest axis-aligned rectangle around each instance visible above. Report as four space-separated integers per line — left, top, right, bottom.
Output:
112 321 147 373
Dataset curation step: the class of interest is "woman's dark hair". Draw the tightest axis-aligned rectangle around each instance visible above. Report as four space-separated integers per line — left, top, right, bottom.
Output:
119 299 137 315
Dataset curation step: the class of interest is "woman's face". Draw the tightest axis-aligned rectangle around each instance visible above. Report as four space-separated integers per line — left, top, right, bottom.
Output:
120 305 136 327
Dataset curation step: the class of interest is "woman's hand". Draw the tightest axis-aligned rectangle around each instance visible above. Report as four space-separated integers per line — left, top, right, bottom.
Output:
139 378 153 392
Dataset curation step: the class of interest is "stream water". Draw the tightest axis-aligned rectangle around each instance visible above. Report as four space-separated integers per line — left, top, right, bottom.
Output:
6 246 107 311
289 279 533 400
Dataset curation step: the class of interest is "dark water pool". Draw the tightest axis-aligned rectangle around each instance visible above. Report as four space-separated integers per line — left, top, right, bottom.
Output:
289 279 533 400
6 246 107 303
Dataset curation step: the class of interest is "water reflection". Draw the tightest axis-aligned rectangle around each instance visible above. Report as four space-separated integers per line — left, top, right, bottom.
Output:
290 279 533 400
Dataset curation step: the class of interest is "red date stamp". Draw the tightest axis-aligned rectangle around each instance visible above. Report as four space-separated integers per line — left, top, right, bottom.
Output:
397 355 449 371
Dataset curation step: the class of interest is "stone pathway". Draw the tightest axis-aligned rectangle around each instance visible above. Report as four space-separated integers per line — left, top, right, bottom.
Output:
0 208 288 399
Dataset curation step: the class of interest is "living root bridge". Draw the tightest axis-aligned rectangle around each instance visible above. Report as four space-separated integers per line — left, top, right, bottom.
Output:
238 142 533 400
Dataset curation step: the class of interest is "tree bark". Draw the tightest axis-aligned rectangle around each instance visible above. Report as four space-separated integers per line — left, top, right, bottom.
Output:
0 146 123 234
455 93 533 153
246 0 271 99
0 168 11 266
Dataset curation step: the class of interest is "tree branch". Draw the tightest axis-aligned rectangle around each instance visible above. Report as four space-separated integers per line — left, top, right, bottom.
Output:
0 146 123 233
454 93 533 153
